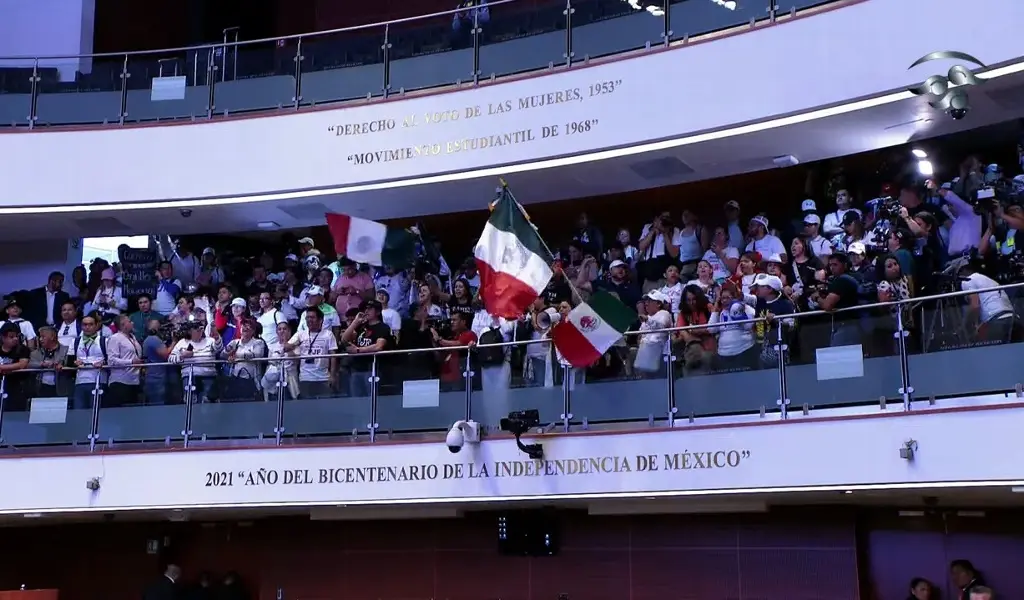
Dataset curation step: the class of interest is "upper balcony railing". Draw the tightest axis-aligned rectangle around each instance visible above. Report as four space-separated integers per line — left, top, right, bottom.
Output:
0 0 836 128
2 282 1023 453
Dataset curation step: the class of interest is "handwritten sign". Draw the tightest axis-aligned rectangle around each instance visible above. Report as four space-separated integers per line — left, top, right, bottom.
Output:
328 80 623 167
204 449 752 488
117 245 158 302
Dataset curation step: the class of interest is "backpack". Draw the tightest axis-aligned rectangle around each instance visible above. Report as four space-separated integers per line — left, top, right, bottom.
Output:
73 334 109 363
477 327 505 367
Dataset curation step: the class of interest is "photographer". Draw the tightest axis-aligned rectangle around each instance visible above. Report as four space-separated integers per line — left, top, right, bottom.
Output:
925 179 980 258
957 260 1021 344
809 253 862 347
979 203 1024 278
432 311 477 390
142 318 172 405
340 299 391 398
168 320 222 403
637 211 682 291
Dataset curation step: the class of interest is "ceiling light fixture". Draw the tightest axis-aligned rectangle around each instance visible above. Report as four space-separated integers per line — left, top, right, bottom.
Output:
917 160 934 176
912 148 928 158
256 221 281 229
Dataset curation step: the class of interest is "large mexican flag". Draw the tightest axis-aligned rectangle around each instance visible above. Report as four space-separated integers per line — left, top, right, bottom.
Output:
552 291 636 367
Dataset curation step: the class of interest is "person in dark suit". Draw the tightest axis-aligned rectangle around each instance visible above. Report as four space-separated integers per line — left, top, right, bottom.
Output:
24 271 71 332
143 564 181 600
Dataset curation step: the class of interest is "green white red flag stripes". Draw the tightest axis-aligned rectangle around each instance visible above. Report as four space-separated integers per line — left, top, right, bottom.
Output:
473 190 553 318
552 291 636 368
326 213 417 267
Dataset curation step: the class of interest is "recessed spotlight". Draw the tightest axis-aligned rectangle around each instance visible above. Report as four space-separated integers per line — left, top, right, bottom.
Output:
843 490 853 495
257 221 281 230
917 160 934 176
912 149 928 158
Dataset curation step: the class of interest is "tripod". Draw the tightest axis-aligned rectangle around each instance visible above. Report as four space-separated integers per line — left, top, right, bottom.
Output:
921 292 971 352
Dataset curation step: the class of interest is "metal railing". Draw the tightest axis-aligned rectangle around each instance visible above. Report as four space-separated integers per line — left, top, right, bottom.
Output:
2 279 1023 452
0 0 836 128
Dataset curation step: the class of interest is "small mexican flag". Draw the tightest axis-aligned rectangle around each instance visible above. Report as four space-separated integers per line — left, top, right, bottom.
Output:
552 291 636 368
325 212 417 267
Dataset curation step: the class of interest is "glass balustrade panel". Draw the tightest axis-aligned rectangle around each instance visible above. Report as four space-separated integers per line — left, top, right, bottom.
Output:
475 339 565 433
95 362 186 446
908 289 1024 400
478 0 569 78
186 357 280 443
375 345 471 435
0 367 94 448
571 0 665 62
667 0 768 43
785 308 905 412
300 24 387 106
0 64 33 127
212 38 301 115
121 49 219 123
34 55 123 126
278 354 373 441
388 11 473 94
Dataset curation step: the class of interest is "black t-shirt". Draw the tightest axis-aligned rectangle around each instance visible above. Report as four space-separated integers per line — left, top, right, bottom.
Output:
596 278 641 310
0 344 31 395
826 273 861 319
543 277 572 305
351 321 392 369
448 299 474 316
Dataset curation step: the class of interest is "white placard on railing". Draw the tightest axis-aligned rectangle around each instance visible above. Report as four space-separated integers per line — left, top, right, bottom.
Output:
815 345 865 381
402 379 440 408
28 397 69 424
151 76 187 101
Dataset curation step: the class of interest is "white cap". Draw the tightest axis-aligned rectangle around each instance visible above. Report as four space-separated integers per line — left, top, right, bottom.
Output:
230 297 246 308
297 237 315 246
847 242 867 255
202 247 216 256
608 259 627 269
724 200 740 210
801 199 817 212
643 290 668 303
752 273 782 291
306 285 325 297
765 253 783 264
803 214 821 225
284 253 299 262
750 215 769 229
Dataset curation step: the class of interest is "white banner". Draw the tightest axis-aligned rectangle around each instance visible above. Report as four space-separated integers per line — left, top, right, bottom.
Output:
0 0 1021 208
3 405 1023 514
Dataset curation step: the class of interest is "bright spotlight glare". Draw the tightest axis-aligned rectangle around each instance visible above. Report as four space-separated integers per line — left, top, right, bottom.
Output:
917 160 934 176
912 148 928 159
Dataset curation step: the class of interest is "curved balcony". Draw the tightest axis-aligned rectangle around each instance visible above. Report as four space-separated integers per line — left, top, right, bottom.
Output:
2 284 1023 453
0 0 834 128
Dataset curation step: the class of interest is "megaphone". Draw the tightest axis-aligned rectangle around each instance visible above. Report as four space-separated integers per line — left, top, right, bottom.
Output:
537 307 561 330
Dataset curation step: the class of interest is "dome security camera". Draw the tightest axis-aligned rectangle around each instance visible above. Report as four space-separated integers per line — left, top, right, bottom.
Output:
180 208 193 218
446 420 480 454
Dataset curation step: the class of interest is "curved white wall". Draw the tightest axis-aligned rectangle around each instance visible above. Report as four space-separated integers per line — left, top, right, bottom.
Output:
0 0 1021 209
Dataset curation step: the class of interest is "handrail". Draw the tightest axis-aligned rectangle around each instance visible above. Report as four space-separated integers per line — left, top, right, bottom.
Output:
5 278 1021 375
0 0 521 62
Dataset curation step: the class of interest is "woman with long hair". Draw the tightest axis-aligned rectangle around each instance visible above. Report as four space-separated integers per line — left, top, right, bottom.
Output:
788 236 824 310
674 284 716 376
906 577 933 600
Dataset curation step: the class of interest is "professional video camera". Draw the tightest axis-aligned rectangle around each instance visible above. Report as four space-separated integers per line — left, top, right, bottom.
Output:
865 195 900 241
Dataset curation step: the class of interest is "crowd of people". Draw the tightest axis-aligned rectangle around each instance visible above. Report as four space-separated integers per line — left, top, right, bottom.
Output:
1 154 1023 414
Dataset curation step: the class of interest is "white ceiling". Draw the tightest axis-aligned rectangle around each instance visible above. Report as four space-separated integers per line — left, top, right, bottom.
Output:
4 69 1024 242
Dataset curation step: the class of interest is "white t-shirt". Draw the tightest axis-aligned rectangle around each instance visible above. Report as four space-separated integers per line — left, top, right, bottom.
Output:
0 318 36 343
702 247 739 281
745 235 787 260
638 224 683 259
297 306 341 334
288 328 338 382
257 308 288 345
639 309 673 345
55 320 111 349
962 273 1014 324
809 235 833 257
381 308 402 336
658 282 683 318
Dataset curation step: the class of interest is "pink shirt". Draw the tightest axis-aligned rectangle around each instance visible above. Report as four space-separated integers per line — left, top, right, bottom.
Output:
333 271 374 316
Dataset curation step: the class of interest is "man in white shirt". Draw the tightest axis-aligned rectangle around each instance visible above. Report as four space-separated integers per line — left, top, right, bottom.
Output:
723 200 745 250
823 188 862 239
0 298 37 350
256 292 287 345
745 216 787 262
376 289 402 341
960 265 1019 343
154 260 183 316
802 214 834 257
71 313 107 410
171 245 200 288
284 306 338 398
374 265 411 318
297 286 341 334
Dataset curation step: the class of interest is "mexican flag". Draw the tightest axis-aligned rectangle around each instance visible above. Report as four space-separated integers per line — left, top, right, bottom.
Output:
474 189 553 318
326 213 417 267
552 291 636 367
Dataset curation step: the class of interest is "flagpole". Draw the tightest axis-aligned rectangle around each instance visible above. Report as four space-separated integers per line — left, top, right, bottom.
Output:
497 180 586 306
